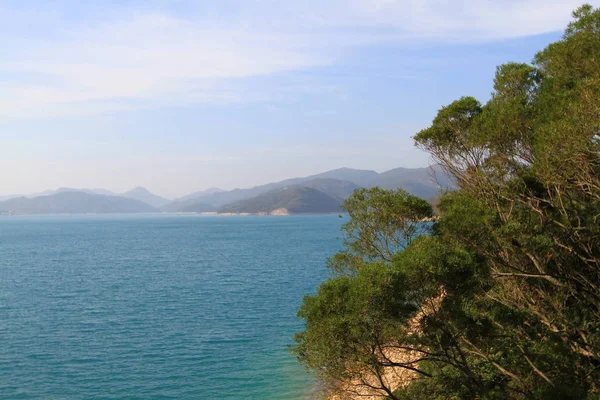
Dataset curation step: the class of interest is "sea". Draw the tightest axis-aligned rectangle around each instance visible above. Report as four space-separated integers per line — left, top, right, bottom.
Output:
0 214 345 399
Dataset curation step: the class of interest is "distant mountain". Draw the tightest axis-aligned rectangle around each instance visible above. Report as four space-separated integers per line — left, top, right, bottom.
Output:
175 187 224 202
24 187 117 198
3 188 115 202
62 187 119 196
0 188 94 202
168 178 356 213
0 165 451 215
0 194 22 202
0 192 156 214
160 198 216 213
25 189 59 198
288 178 361 201
181 169 377 208
92 188 117 196
219 186 342 214
306 167 380 188
183 165 450 208
122 187 171 208
183 183 302 208
369 165 452 199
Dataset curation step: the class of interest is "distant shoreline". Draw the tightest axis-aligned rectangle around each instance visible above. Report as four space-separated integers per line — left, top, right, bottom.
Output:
0 212 344 217
0 213 438 222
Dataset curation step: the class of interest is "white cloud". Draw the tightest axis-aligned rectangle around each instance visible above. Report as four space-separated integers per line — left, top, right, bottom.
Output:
314 0 588 40
0 12 332 118
0 0 595 118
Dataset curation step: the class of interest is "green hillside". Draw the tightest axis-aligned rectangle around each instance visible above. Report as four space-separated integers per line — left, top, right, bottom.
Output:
219 186 342 214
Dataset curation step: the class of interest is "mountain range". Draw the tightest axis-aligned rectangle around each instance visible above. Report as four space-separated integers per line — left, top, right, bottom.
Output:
171 165 448 209
0 165 451 215
0 192 156 215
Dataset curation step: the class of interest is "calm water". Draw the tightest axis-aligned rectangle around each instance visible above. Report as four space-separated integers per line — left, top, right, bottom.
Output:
0 214 344 399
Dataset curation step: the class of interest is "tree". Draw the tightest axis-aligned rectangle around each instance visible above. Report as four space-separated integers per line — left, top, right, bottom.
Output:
293 188 436 399
328 187 433 275
294 5 600 399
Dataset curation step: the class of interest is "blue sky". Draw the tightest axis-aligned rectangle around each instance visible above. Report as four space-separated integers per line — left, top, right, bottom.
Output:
0 0 596 198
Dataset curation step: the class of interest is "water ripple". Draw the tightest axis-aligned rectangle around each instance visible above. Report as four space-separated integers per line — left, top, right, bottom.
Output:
0 214 343 399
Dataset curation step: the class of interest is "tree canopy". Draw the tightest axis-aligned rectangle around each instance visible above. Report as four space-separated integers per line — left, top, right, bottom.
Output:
293 5 600 399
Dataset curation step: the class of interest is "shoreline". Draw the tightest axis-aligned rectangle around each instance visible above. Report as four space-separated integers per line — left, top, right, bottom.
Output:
0 211 344 217
0 212 438 220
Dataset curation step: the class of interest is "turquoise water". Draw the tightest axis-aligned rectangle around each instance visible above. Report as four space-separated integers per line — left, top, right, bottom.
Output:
0 214 344 399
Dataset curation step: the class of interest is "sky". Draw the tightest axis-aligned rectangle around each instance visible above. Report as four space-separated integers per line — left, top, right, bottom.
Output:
0 0 597 199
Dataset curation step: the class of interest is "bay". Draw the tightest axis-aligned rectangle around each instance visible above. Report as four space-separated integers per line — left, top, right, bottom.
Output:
0 214 344 399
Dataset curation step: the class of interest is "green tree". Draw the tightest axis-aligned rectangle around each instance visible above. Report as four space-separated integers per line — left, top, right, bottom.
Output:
328 187 433 275
293 188 437 399
294 5 600 399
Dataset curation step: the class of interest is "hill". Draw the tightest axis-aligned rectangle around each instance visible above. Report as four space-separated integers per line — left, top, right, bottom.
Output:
169 178 359 213
174 168 377 207
29 187 118 198
177 165 450 208
287 178 361 201
177 179 306 207
219 186 342 214
0 188 117 203
175 187 224 202
160 198 216 213
0 192 157 214
369 165 452 199
306 167 379 188
122 187 171 208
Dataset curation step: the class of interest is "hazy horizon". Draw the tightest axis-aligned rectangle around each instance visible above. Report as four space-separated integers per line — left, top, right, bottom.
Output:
2 0 596 198
0 163 439 200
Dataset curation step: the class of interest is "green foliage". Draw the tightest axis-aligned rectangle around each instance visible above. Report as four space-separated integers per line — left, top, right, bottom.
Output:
415 96 483 153
294 5 600 400
294 263 419 383
328 187 433 274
